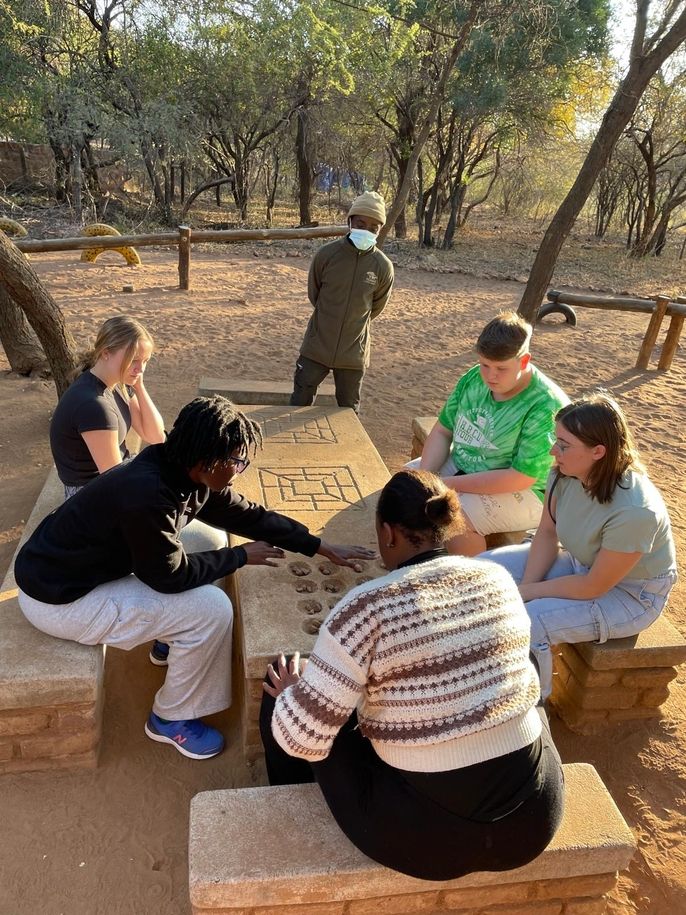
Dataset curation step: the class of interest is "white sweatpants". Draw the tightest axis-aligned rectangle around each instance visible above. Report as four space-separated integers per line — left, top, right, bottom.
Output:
19 577 233 720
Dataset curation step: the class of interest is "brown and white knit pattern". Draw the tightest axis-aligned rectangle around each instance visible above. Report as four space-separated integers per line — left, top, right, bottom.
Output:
272 555 542 772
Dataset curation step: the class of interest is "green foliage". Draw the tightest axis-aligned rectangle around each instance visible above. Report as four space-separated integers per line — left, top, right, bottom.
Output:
0 0 615 228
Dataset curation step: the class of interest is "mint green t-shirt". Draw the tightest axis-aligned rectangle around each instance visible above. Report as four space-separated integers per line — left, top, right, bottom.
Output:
437 364 569 501
552 469 676 579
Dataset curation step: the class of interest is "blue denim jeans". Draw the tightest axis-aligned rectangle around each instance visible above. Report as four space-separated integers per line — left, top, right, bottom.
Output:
481 544 677 698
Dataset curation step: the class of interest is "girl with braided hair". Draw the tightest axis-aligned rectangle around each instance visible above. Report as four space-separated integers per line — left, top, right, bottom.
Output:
16 396 374 760
260 469 563 879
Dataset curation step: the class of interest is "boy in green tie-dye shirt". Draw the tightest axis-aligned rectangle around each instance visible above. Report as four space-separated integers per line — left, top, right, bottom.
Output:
409 312 568 555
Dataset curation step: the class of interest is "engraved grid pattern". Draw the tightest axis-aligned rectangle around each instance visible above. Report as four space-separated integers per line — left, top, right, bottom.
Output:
260 413 338 444
258 466 365 511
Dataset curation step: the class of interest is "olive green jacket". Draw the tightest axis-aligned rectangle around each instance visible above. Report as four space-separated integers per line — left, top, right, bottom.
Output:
299 236 394 370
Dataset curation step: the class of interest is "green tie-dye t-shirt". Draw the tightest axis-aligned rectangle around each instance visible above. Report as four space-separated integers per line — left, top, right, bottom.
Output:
437 365 569 501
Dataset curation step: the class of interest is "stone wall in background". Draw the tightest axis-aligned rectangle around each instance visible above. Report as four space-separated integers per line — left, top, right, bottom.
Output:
0 141 129 194
0 141 55 189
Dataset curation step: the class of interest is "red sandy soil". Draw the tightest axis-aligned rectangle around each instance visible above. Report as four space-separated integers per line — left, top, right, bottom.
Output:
0 248 684 914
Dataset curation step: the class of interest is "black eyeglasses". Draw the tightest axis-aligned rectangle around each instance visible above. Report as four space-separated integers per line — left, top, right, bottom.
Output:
224 456 250 473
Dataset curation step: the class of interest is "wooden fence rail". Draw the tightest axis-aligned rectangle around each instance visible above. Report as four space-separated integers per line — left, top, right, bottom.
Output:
546 289 686 371
13 224 349 290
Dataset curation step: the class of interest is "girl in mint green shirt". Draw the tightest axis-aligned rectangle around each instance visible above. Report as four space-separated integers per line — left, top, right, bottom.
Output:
482 392 676 699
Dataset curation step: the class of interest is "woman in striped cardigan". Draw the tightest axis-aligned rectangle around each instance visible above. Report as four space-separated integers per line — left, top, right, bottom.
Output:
260 469 564 880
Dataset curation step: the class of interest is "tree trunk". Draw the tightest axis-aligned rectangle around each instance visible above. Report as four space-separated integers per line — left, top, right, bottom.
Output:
653 220 668 255
295 104 314 226
442 182 466 250
232 149 250 223
0 232 77 397
141 138 171 223
49 139 71 203
378 0 484 246
0 286 50 375
393 154 409 238
70 144 83 222
265 150 280 227
518 6 686 322
389 106 415 238
181 176 235 219
82 142 105 216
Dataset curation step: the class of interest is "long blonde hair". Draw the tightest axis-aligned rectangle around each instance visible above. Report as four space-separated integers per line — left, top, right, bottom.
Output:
77 316 154 390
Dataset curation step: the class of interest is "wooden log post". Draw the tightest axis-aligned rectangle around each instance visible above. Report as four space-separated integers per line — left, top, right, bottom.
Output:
636 294 669 370
178 225 191 291
658 314 685 370
15 225 347 254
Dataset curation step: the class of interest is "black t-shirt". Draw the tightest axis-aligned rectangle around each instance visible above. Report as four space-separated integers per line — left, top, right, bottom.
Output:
49 371 131 486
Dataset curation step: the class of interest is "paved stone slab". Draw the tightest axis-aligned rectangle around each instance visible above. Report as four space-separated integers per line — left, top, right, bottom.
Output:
229 405 389 678
576 615 686 670
411 416 436 442
188 763 636 910
198 378 338 405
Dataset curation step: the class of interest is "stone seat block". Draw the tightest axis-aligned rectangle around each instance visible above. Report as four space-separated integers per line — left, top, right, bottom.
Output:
188 763 635 914
575 615 686 670
411 415 437 442
551 619 686 732
0 467 104 773
198 377 338 405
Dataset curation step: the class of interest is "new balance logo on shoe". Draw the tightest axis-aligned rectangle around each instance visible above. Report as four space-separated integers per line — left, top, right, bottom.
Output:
144 711 224 759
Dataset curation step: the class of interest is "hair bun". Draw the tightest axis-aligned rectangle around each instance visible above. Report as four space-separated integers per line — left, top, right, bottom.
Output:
424 492 451 523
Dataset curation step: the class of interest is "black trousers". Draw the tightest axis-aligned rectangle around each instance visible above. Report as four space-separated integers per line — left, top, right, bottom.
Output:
260 691 565 882
290 356 364 412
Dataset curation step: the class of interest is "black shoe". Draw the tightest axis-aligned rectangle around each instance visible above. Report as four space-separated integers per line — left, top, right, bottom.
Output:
149 640 170 666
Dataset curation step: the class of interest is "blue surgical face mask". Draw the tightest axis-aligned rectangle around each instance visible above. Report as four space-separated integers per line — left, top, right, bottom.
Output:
348 228 377 251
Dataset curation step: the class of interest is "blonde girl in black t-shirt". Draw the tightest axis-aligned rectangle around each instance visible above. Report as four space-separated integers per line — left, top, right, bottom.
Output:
50 316 165 496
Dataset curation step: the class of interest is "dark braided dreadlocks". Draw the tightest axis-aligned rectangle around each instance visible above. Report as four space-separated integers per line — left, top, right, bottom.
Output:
164 395 263 471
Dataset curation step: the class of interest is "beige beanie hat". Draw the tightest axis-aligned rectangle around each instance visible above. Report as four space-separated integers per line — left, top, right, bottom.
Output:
348 190 386 225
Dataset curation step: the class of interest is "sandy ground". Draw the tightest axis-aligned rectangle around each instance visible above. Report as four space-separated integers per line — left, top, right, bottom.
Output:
0 247 685 914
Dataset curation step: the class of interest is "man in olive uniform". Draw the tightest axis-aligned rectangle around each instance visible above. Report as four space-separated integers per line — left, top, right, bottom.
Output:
290 191 394 413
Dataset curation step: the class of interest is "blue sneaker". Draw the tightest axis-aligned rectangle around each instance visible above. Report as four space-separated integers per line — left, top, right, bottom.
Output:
149 640 170 666
144 712 224 759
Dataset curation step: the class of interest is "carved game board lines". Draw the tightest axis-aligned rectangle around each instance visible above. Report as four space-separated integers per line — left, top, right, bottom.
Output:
258 466 365 512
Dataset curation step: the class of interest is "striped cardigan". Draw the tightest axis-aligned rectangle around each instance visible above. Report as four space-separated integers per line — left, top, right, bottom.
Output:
272 554 542 772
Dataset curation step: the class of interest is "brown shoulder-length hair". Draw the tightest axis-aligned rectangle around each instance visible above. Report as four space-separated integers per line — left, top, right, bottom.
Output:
555 392 644 503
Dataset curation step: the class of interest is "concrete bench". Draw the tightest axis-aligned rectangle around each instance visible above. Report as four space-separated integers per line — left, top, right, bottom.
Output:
410 417 686 731
199 377 338 405
0 467 104 774
188 763 636 915
551 616 686 733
